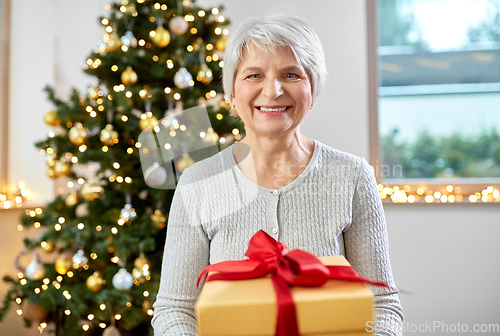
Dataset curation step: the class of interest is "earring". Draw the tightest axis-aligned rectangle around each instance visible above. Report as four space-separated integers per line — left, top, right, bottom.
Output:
232 105 236 109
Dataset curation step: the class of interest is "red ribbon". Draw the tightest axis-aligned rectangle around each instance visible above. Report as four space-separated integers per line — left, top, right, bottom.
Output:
197 230 392 336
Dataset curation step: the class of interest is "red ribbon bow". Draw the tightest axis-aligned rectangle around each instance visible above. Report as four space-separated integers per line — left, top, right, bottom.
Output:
197 230 392 336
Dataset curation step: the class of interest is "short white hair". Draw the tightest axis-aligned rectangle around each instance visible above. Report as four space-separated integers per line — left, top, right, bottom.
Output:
222 13 327 103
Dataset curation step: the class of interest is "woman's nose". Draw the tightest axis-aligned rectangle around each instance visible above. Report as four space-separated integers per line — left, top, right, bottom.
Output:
262 78 283 99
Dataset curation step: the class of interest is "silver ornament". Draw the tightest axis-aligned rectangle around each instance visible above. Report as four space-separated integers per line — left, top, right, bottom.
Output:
174 67 193 89
26 255 45 280
112 268 133 290
72 249 88 269
119 204 137 222
121 31 137 47
144 162 168 188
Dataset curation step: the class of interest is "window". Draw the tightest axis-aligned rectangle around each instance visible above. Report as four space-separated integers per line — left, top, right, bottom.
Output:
368 0 500 203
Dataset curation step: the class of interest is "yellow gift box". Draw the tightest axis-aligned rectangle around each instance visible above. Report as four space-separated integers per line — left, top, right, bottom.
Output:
195 255 374 336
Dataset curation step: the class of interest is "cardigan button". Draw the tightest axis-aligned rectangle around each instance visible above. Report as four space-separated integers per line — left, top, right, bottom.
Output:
272 190 280 196
272 228 278 234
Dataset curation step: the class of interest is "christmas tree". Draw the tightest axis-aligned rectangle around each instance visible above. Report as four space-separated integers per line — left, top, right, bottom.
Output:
0 0 243 335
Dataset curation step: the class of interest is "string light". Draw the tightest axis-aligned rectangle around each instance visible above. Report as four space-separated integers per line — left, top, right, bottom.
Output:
379 184 500 203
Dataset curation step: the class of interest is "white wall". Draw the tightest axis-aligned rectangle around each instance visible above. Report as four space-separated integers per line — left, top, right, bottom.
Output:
2 1 500 335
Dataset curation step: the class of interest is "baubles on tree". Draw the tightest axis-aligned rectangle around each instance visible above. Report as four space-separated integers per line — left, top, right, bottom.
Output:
25 254 45 280
216 36 228 51
151 209 166 230
176 153 195 173
107 33 122 52
144 162 167 188
100 124 119 146
197 64 213 84
65 193 79 207
44 110 61 127
75 202 90 217
55 256 72 275
119 204 137 223
121 66 138 85
151 26 171 47
81 183 102 201
174 67 193 89
54 160 71 178
68 123 88 146
203 127 219 145
112 268 133 291
168 16 188 35
40 240 55 253
86 271 104 292
72 249 88 269
139 115 159 131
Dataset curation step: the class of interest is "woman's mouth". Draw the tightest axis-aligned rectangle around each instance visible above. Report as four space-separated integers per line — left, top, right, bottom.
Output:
255 106 291 114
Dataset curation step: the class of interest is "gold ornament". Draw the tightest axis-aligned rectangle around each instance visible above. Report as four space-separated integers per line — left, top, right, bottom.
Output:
134 253 149 269
121 66 138 85
216 36 228 51
68 123 88 146
107 33 122 52
139 115 159 131
151 26 171 47
177 153 195 173
86 271 104 292
55 256 72 275
197 64 213 84
65 193 79 207
54 161 71 177
41 240 55 253
81 183 102 201
46 154 57 168
203 127 219 145
46 168 57 179
100 124 119 146
88 86 100 100
151 209 166 229
44 110 61 127
23 303 49 322
132 267 146 283
103 326 122 336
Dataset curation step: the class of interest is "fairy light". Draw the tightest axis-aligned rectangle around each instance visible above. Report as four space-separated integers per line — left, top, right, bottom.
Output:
82 325 89 331
65 310 71 315
147 309 154 316
198 10 205 17
16 309 22 315
143 291 150 297
88 314 94 320
100 304 106 310
90 252 98 259
96 225 102 232
173 93 181 100
77 223 84 230
34 288 41 294
100 323 107 329
115 314 121 320
111 227 118 234
55 224 62 231
20 279 27 285
190 27 197 34
211 8 219 15
121 115 128 122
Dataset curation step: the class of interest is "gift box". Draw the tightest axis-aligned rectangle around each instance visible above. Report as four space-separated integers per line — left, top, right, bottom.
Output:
195 255 374 336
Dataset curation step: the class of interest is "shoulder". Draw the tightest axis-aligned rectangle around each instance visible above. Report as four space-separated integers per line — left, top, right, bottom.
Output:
177 144 234 186
315 140 370 180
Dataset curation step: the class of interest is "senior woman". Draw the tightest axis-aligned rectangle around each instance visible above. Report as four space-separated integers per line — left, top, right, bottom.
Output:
152 14 404 336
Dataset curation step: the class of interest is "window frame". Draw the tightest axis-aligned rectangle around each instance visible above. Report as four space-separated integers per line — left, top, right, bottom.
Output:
366 0 500 203
0 0 11 189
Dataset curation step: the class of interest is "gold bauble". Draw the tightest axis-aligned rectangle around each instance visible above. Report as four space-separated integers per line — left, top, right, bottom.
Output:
134 253 149 269
86 271 104 292
44 110 61 127
54 161 71 177
41 240 55 253
103 325 122 336
216 36 228 51
46 168 57 179
139 115 159 131
132 267 146 283
100 124 119 146
121 66 138 85
151 26 171 47
23 303 49 322
177 153 195 173
46 154 57 168
197 64 213 84
81 183 102 201
107 33 122 52
203 127 219 145
55 256 72 275
65 193 79 207
68 123 88 146
88 86 100 100
151 209 166 230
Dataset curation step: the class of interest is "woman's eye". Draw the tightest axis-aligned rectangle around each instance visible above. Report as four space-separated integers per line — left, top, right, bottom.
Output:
286 73 299 79
247 74 261 79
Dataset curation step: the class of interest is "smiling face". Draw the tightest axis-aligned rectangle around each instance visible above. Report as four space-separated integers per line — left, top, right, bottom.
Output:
232 42 313 140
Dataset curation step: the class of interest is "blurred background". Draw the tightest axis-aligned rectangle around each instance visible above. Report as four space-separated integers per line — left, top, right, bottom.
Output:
1 0 499 335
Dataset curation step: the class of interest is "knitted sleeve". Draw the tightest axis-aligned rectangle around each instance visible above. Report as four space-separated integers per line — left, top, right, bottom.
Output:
152 168 210 335
343 158 404 336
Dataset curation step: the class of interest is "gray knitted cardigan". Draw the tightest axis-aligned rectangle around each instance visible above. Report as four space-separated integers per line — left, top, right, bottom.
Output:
152 138 404 335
